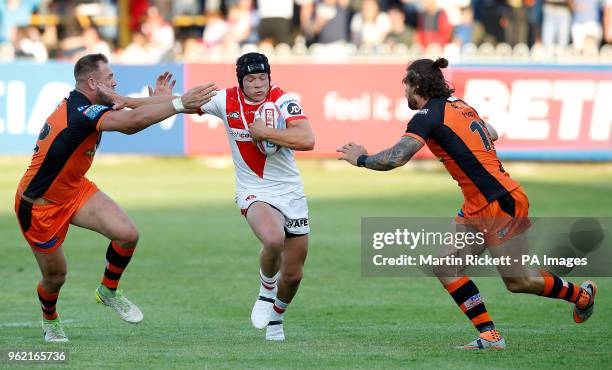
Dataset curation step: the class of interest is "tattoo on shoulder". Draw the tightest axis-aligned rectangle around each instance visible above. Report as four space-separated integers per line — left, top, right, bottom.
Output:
365 136 423 171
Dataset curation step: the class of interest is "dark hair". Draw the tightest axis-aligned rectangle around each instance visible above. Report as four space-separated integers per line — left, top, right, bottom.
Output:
74 53 108 82
236 52 271 89
402 57 454 99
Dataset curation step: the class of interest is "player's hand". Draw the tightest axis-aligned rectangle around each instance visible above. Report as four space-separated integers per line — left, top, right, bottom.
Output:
148 71 176 96
248 113 268 142
180 83 218 113
337 142 367 166
97 83 128 110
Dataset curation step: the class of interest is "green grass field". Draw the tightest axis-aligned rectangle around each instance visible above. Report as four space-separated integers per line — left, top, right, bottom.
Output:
1 157 611 369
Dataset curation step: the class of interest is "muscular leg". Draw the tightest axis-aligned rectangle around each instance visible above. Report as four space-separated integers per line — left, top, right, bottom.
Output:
245 202 285 278
491 234 588 307
71 191 139 291
277 234 308 304
71 190 143 323
490 234 544 294
246 202 286 329
71 191 139 248
433 220 496 333
33 247 67 320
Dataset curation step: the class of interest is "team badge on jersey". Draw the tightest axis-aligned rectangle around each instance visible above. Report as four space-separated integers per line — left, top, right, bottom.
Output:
79 105 107 119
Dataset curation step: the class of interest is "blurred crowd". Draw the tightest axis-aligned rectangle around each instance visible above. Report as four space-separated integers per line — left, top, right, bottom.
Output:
1 0 612 63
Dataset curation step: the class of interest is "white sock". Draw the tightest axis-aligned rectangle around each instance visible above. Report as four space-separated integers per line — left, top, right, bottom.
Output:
270 298 288 322
260 269 280 294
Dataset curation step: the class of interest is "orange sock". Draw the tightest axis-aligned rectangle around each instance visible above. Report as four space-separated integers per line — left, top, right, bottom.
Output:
539 270 586 306
444 276 494 332
102 241 135 290
37 283 59 320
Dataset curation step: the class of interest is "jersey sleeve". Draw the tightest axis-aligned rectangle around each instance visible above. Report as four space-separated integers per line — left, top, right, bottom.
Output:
404 108 438 144
71 104 113 132
198 90 225 119
272 87 307 123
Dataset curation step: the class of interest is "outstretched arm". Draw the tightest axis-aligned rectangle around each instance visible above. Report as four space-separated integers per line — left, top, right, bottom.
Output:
337 136 424 171
106 71 180 110
98 83 218 134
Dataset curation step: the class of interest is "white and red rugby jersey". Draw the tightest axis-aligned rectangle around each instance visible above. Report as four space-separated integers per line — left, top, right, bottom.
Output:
200 85 308 195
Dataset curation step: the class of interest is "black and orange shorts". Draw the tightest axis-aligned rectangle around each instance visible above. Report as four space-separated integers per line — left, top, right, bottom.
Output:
14 178 99 253
456 187 531 247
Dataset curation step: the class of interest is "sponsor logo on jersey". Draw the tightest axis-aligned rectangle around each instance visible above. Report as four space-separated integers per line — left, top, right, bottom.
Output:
227 111 240 120
462 110 476 119
229 128 252 141
278 99 295 109
245 194 257 201
286 218 309 229
81 104 108 119
287 102 302 115
416 109 429 115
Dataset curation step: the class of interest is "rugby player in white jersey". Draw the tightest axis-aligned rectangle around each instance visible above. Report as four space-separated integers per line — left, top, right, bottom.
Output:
197 53 315 341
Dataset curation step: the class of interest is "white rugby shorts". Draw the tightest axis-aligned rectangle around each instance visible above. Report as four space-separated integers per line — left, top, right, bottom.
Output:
237 191 310 236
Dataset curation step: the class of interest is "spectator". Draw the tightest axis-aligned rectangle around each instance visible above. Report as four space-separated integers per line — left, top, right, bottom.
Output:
141 6 175 60
526 0 543 46
0 0 41 45
417 0 453 46
541 0 571 48
438 0 470 29
400 0 421 28
350 0 391 47
81 27 111 58
119 31 155 64
225 0 259 46
14 25 47 61
385 5 415 48
453 6 475 45
202 11 228 49
182 36 208 62
302 0 351 45
503 0 529 46
130 0 150 32
257 0 294 46
476 0 507 44
571 0 604 51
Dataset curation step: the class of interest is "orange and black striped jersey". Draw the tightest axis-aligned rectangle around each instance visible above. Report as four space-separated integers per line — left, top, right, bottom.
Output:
404 97 520 214
18 90 112 204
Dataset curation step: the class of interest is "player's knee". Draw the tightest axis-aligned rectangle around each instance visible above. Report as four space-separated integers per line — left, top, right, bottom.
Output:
261 231 285 252
117 227 139 248
504 277 530 293
44 271 67 290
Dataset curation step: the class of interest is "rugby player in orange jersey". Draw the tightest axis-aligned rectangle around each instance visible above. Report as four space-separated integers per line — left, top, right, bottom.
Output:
15 53 217 342
337 57 596 349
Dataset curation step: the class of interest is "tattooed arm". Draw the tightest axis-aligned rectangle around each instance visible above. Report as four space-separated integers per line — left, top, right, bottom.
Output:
336 136 424 171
